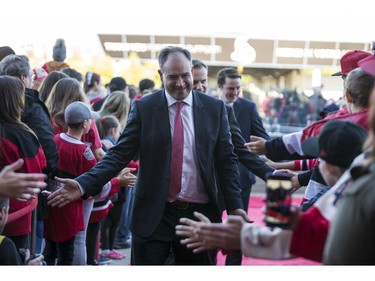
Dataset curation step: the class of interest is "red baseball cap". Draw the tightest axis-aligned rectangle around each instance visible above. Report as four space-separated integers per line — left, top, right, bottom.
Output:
358 54 375 77
332 50 372 76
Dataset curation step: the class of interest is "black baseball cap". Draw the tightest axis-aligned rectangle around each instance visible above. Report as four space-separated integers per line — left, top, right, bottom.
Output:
109 77 127 92
301 120 367 168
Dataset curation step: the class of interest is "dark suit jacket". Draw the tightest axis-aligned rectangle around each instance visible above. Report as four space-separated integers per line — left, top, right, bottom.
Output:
232 98 270 187
226 105 274 182
76 89 243 237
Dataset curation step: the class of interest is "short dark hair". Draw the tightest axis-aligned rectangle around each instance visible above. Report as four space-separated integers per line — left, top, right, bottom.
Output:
62 67 83 83
109 77 127 93
217 67 241 87
345 67 375 108
128 85 139 99
192 59 207 70
158 46 192 69
139 79 155 93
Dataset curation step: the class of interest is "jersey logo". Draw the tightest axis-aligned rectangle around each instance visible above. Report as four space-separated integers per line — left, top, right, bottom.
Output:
83 147 95 160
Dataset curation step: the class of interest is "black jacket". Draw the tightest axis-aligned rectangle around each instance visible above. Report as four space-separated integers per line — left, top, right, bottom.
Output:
22 88 58 178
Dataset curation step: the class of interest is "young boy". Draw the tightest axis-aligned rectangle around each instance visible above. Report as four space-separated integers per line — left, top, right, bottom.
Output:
43 101 101 265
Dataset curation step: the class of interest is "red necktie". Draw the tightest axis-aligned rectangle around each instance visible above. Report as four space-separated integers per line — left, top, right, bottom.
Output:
169 102 185 198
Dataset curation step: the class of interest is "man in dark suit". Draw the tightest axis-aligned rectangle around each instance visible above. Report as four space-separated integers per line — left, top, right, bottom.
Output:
48 46 249 265
192 60 274 185
216 67 271 265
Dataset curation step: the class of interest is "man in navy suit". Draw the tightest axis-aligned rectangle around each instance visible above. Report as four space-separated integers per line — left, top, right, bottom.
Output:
48 46 250 265
217 67 270 265
192 60 274 185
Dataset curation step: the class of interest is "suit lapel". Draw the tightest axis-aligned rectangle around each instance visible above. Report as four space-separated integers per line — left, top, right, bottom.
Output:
233 98 242 120
192 91 206 173
192 90 205 140
154 90 172 151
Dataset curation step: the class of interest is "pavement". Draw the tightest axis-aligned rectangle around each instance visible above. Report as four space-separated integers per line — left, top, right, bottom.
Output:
105 176 306 266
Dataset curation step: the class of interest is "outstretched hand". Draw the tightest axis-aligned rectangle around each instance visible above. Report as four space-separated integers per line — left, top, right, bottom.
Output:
0 159 47 200
117 167 137 188
176 212 248 253
176 212 215 253
272 169 301 193
245 135 267 155
47 177 82 208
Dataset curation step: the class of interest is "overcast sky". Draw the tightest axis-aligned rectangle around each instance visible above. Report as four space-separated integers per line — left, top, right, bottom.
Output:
2 0 372 54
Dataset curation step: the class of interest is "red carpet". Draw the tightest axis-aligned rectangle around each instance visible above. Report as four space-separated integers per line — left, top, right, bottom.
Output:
216 195 321 266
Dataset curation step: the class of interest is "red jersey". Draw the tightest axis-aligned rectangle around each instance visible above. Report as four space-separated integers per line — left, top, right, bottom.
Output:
88 178 120 224
0 123 46 237
283 108 369 157
43 133 96 242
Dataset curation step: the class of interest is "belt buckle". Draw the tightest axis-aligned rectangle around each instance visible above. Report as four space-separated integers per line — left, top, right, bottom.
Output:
172 200 190 210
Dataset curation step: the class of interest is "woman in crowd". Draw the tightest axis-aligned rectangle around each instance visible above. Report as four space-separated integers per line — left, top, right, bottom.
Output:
0 76 46 251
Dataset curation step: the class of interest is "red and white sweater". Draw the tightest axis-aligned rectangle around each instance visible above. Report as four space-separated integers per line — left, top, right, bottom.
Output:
240 153 365 262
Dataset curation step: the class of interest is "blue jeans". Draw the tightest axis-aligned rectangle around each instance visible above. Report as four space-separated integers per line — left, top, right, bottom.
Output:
36 219 44 254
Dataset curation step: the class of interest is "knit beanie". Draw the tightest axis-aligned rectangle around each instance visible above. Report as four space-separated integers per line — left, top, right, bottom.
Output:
53 38 66 62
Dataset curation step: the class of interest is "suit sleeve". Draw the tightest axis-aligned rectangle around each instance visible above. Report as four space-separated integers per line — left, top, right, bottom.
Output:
215 102 243 211
297 170 313 187
249 103 270 140
265 134 312 161
227 106 275 181
76 102 140 196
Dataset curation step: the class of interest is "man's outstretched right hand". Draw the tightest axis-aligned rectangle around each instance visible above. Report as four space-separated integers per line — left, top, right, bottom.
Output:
47 177 83 208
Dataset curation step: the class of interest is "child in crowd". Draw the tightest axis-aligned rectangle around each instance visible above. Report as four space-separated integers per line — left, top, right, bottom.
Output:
86 166 136 264
45 77 106 161
43 101 101 265
44 101 132 265
45 78 106 264
44 101 129 265
96 115 121 152
95 115 137 261
84 72 107 105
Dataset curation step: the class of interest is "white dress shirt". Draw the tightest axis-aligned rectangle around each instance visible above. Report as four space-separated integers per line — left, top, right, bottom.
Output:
165 91 208 203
